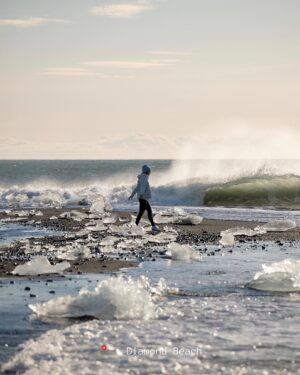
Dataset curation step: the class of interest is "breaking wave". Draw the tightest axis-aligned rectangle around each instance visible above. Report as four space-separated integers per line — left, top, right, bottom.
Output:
1 174 300 209
204 175 300 209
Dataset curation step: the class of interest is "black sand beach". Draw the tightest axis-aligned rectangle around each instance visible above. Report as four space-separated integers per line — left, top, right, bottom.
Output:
1 208 299 279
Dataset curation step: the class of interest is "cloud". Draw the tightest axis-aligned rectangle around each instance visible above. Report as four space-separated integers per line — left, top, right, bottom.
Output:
0 134 177 159
0 17 69 28
89 3 153 18
82 59 175 69
42 68 94 76
149 50 194 56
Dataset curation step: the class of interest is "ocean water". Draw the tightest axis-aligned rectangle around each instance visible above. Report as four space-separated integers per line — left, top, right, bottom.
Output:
1 159 300 211
1 242 300 374
1 159 300 374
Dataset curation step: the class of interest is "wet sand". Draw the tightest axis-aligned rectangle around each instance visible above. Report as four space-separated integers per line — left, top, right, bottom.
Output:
1 208 299 278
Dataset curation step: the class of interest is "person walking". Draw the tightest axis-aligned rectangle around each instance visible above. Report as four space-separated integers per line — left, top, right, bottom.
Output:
129 164 160 233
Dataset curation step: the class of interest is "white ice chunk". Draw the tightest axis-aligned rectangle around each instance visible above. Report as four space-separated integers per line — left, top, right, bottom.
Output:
146 232 177 244
76 229 90 236
30 210 43 216
12 256 70 276
49 216 57 220
163 226 178 235
160 207 187 216
90 196 111 215
71 210 89 220
56 245 92 260
167 242 201 261
103 215 117 224
257 219 296 232
154 213 203 225
29 276 156 320
249 259 300 292
100 236 118 246
219 232 236 247
219 219 297 247
14 210 28 217
100 246 117 253
86 224 107 232
179 214 203 225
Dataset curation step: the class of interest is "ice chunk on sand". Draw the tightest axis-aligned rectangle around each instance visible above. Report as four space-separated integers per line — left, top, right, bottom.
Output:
160 207 187 216
103 215 118 224
219 232 236 247
167 242 201 261
257 219 296 232
76 228 90 236
12 256 70 276
14 210 28 217
219 226 264 246
219 219 297 247
29 276 156 320
146 232 177 244
85 224 107 232
100 236 118 246
56 245 92 260
163 226 178 235
154 213 203 225
249 259 300 292
90 196 111 215
179 214 203 225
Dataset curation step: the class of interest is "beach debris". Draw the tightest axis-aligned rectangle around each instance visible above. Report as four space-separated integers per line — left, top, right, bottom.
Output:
29 276 157 320
249 259 300 292
167 242 201 261
12 256 70 276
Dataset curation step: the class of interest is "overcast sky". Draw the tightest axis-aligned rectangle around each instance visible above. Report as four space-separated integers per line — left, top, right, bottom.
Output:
0 0 299 159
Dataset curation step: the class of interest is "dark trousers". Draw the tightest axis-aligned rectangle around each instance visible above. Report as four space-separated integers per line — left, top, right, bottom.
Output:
136 199 155 226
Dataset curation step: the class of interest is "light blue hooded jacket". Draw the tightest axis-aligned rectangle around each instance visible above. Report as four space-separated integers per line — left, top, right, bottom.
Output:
131 173 152 200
